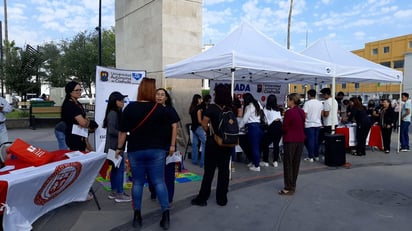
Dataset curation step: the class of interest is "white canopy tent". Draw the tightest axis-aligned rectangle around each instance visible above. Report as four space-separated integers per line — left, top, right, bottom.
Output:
302 38 403 150
301 38 402 83
165 21 335 93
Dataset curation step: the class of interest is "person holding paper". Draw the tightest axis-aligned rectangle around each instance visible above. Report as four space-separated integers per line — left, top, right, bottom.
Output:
103 91 131 203
61 81 90 151
116 78 171 229
148 88 180 204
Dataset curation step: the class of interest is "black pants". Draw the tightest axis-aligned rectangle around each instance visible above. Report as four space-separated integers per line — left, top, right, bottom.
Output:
282 142 303 191
381 126 392 151
356 125 371 155
195 136 232 205
261 121 282 162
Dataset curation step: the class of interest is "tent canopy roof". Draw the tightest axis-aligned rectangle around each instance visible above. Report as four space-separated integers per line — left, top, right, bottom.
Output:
165 22 334 84
301 38 403 83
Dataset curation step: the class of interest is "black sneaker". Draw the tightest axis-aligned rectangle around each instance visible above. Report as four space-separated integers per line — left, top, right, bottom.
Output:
191 198 207 206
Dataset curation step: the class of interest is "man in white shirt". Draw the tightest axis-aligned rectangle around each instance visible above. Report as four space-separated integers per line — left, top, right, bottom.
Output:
320 88 339 144
400 92 411 151
0 96 13 145
303 89 323 162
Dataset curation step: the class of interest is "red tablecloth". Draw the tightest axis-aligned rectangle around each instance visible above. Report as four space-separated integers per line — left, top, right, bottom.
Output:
336 127 350 148
335 125 383 150
367 125 383 150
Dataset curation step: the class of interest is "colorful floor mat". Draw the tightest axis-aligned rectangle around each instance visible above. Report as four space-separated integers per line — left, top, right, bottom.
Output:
96 169 202 192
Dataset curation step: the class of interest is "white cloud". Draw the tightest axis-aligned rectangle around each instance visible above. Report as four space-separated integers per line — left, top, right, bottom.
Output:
204 0 235 6
354 31 366 40
394 9 412 18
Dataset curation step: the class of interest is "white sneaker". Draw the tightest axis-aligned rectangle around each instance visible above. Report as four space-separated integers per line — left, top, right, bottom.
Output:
247 162 253 167
304 158 314 162
108 192 116 200
259 161 269 167
249 166 261 172
314 157 320 161
273 161 278 167
114 193 132 203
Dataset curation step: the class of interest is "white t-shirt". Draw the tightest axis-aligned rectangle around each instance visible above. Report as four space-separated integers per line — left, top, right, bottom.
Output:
322 97 339 126
402 99 411 122
303 98 323 128
239 102 262 128
263 108 282 124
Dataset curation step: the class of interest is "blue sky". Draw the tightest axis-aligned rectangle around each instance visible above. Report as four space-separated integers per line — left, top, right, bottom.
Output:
2 0 412 52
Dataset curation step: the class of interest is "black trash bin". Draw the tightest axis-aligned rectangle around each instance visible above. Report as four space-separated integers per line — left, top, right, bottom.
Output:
324 134 346 167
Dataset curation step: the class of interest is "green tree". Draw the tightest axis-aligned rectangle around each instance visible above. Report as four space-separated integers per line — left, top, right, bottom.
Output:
38 42 67 87
4 41 43 98
2 28 115 96
60 28 115 96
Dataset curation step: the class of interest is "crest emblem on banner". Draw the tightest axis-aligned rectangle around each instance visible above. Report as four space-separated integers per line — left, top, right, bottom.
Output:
34 162 82 205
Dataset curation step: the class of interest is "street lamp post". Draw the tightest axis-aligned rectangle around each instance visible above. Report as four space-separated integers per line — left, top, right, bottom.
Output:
97 0 102 66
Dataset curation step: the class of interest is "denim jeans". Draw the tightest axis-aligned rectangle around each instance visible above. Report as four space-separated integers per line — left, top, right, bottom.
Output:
0 123 8 145
128 149 169 211
304 127 320 158
246 123 263 167
400 121 410 149
54 129 68 150
191 126 206 167
110 155 125 194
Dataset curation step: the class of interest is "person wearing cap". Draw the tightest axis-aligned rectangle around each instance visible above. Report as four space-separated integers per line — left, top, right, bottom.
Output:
103 91 131 203
0 96 13 145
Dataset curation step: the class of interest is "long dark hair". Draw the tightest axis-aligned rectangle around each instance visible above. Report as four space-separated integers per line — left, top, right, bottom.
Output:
156 88 173 107
350 97 364 111
243 93 261 116
214 84 233 111
189 94 202 114
265 94 279 111
103 91 123 128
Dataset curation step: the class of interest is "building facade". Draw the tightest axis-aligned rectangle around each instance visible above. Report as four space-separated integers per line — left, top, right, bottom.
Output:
115 0 203 127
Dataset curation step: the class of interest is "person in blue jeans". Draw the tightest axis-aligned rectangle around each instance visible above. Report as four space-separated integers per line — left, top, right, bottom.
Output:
400 92 411 151
116 78 171 229
239 93 264 172
54 121 68 150
149 88 181 203
189 94 206 167
103 91 131 203
303 89 323 162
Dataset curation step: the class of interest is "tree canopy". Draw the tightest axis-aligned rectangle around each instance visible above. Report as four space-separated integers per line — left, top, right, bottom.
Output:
2 27 115 98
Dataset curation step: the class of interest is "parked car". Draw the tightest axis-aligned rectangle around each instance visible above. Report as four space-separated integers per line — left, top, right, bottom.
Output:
28 98 45 102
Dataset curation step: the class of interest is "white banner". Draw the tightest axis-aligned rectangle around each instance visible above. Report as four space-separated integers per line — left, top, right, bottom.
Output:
94 66 146 152
0 152 106 230
209 80 287 107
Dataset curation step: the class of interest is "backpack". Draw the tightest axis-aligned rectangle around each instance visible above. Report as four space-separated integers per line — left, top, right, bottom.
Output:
212 105 239 147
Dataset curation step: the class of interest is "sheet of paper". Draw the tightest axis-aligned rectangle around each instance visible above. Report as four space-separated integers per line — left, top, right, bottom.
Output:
107 149 122 168
166 151 182 165
65 151 84 159
0 165 15 172
71 124 88 137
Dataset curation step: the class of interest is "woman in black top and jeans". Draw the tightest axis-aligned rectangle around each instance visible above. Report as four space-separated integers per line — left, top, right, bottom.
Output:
191 84 233 207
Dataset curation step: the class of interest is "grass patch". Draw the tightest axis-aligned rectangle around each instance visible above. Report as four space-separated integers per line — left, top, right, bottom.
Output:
5 109 29 119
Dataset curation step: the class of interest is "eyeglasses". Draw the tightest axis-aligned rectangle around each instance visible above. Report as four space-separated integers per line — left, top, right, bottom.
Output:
73 89 82 92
